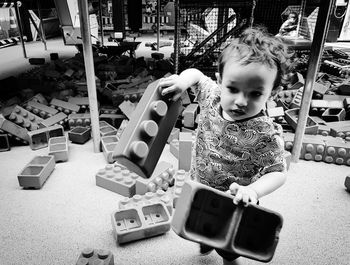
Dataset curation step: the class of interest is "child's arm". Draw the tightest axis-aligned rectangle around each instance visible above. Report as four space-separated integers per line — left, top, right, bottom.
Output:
229 171 287 206
159 68 205 101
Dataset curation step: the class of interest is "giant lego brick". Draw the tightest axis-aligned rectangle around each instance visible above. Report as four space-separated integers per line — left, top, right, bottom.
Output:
134 161 175 195
266 107 285 123
321 108 346 122
68 97 90 112
118 100 137 120
101 135 119 163
100 121 118 137
8 105 43 131
173 170 191 208
27 125 64 150
178 132 193 171
96 164 138 197
111 202 171 244
112 79 182 178
289 87 304 109
276 90 297 106
48 136 69 162
285 108 318 135
182 103 198 128
39 112 68 128
0 114 29 144
25 101 58 119
310 99 344 116
0 133 10 151
68 126 91 144
171 180 283 262
99 113 126 129
118 189 173 215
18 155 56 189
76 248 114 265
68 113 91 129
50 98 80 114
323 138 350 165
300 135 326 162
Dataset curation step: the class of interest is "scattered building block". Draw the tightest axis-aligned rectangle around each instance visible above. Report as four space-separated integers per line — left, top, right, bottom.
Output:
171 180 283 262
0 134 10 151
118 189 173 215
76 248 114 265
50 98 80 114
111 202 171 244
182 103 198 128
173 170 190 208
134 161 175 195
18 155 56 189
23 93 48 106
266 107 285 123
68 113 91 129
100 121 118 137
181 90 192 105
100 106 118 115
118 100 137 120
113 79 182 178
318 125 331 137
68 97 90 112
310 99 344 116
8 105 43 131
285 108 318 135
96 164 138 197
169 139 179 159
179 132 192 171
300 135 326 162
321 108 346 122
99 113 126 128
116 119 128 139
167 127 180 143
345 176 350 192
313 82 328 99
330 125 350 138
323 138 350 165
25 101 58 119
39 112 68 128
27 125 64 150
48 136 69 162
276 90 297 106
289 87 304 109
101 135 119 163
287 72 304 90
0 114 29 144
68 126 91 144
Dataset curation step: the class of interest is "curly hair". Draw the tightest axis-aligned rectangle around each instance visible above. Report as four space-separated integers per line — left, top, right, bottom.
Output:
218 27 294 90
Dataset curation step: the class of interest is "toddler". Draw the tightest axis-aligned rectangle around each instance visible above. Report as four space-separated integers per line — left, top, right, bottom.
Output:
160 27 292 265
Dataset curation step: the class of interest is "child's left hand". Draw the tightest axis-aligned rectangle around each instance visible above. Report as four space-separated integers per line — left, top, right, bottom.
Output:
228 183 258 206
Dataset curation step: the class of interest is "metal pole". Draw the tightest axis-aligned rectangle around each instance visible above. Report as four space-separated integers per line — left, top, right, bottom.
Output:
14 1 27 58
77 0 101 153
291 0 336 162
36 0 47 50
98 0 104 46
296 0 306 37
157 0 160 51
174 0 179 74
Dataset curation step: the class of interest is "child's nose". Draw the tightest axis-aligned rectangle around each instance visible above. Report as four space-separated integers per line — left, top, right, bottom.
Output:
235 93 248 107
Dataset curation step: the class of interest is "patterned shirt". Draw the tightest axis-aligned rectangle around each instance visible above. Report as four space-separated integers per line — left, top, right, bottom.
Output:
189 76 286 191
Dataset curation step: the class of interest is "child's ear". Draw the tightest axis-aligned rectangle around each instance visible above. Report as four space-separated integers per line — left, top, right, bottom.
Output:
215 72 222 84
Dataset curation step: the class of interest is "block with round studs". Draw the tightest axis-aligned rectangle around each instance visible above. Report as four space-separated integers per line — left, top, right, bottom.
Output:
0 114 29 144
25 101 58 119
50 98 80 115
323 138 350 166
96 164 139 197
112 79 182 178
68 113 91 129
9 105 43 131
76 248 114 265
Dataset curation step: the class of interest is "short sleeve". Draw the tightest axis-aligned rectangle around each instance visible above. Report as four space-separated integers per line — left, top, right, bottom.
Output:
192 75 218 104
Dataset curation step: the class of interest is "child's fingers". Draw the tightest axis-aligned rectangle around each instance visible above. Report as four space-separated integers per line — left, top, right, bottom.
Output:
229 182 240 195
233 192 242 205
161 85 177 96
242 193 250 206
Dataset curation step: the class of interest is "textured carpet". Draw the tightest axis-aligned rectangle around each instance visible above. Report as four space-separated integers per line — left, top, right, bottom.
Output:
0 137 349 265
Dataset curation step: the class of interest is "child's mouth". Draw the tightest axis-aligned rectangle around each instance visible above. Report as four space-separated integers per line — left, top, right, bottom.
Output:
230 109 246 115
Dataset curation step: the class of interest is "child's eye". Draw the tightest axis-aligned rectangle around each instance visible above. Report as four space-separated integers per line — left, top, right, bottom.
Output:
251 91 262 97
227 87 239 93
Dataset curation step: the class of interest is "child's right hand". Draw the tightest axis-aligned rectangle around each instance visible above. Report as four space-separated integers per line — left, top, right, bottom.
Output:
159 74 189 101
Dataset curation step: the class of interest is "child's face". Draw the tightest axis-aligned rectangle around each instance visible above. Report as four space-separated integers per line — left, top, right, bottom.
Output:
217 60 277 121
288 14 297 23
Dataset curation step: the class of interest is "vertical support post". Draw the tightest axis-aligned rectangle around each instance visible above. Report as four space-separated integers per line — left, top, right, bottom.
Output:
292 0 336 162
36 0 47 50
297 0 306 37
174 0 179 74
98 0 104 46
14 1 27 58
157 0 160 51
77 0 101 153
